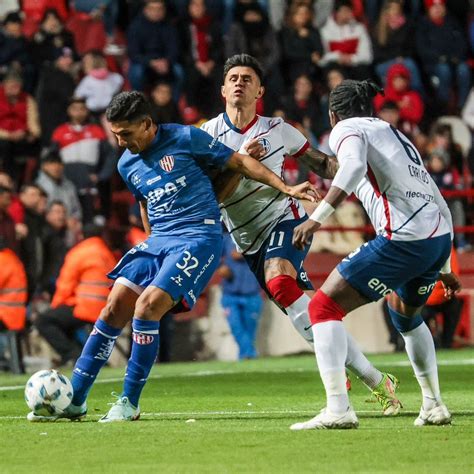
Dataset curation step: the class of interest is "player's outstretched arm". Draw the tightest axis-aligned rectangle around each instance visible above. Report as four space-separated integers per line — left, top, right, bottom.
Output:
226 152 317 202
298 148 339 179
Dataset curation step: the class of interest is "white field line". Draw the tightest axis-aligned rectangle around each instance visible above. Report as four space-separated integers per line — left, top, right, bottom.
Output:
1 358 473 393
1 409 474 421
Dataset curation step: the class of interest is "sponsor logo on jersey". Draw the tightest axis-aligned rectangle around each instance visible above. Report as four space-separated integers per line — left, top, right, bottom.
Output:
368 278 393 296
193 253 215 284
132 333 155 345
408 165 429 184
147 176 187 204
188 289 196 303
258 137 271 154
146 175 162 185
160 155 175 172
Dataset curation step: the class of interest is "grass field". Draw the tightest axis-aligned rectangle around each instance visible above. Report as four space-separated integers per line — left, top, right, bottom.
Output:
0 349 473 473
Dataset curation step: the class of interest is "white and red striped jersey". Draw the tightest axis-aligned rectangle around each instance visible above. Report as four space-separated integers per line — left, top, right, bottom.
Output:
52 123 106 166
329 117 452 241
201 113 309 254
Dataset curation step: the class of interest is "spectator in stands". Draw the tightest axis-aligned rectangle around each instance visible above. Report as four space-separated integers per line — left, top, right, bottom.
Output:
0 71 41 184
416 0 470 112
31 8 76 67
36 46 76 145
40 200 69 296
35 223 117 367
319 0 373 79
178 0 223 117
373 63 424 137
35 147 82 229
74 50 123 117
372 0 424 93
21 0 69 32
0 183 17 252
149 82 182 124
0 235 27 333
279 2 323 83
0 11 35 92
422 248 463 348
217 232 263 360
226 1 283 107
319 66 346 141
18 184 48 298
51 97 116 222
127 0 183 100
276 73 325 142
72 0 121 55
0 171 27 242
425 147 470 252
0 2 20 22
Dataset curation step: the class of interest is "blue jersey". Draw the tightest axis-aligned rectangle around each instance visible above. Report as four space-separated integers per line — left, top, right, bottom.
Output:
118 124 234 236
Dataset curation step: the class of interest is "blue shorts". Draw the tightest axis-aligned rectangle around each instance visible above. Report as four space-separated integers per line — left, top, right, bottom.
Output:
244 216 314 307
108 233 223 311
337 233 451 307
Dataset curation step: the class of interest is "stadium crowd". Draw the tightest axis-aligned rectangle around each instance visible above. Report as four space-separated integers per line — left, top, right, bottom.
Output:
0 0 473 367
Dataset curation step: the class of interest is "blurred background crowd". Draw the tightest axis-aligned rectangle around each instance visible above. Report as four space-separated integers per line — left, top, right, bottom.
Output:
0 0 473 371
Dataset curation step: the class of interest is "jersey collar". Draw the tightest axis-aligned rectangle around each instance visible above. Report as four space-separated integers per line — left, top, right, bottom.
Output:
223 112 258 134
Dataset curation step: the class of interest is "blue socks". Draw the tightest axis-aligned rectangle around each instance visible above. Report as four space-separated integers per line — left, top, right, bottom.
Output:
71 319 122 406
123 318 160 407
388 305 423 333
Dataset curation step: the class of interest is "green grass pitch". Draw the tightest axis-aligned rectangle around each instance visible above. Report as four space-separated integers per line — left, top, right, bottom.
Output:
0 349 473 473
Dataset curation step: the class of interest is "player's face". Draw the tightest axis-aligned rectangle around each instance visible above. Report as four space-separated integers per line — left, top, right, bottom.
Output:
110 119 152 154
221 66 264 109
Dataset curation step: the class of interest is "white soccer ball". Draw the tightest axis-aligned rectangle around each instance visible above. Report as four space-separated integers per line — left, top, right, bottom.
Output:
24 369 73 416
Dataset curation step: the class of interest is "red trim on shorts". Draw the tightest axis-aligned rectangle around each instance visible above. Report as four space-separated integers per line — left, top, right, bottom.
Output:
290 199 299 218
292 141 310 158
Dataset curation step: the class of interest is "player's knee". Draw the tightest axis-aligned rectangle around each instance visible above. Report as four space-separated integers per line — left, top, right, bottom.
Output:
266 274 303 308
387 304 423 333
309 289 346 325
135 289 171 320
100 298 129 328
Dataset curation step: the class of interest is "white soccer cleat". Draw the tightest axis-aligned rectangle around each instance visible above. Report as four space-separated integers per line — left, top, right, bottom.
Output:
98 395 140 423
27 402 87 422
290 407 359 430
414 403 452 426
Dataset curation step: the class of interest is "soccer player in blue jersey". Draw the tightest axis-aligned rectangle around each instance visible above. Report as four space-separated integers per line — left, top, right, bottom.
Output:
26 91 316 422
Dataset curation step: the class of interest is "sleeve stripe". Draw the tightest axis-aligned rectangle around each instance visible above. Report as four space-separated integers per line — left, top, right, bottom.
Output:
292 141 310 158
336 134 361 154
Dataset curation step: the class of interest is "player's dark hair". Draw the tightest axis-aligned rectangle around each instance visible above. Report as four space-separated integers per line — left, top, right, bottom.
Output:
106 91 153 123
329 79 383 120
223 54 264 84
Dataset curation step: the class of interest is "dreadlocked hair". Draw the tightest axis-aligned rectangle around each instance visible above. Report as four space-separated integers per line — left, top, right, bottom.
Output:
329 79 384 120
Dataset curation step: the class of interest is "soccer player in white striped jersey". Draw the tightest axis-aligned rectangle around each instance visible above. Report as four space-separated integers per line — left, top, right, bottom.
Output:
291 79 462 429
202 54 401 415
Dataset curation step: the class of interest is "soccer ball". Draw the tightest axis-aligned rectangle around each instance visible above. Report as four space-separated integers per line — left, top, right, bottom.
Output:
24 369 73 416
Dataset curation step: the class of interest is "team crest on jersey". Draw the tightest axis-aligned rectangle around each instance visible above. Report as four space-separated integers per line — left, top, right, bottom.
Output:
159 155 175 172
258 138 271 154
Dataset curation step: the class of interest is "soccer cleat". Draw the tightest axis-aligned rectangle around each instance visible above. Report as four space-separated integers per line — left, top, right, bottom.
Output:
371 373 402 416
98 395 140 423
27 402 87 422
290 407 359 430
414 403 451 426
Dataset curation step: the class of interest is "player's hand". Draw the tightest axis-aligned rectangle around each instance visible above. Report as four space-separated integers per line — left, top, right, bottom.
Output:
244 139 266 159
292 219 320 250
285 181 320 202
438 272 462 299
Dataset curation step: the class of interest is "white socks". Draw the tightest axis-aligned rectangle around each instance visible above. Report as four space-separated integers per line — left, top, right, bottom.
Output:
286 293 314 343
401 323 442 410
312 320 350 414
345 331 383 389
286 294 383 389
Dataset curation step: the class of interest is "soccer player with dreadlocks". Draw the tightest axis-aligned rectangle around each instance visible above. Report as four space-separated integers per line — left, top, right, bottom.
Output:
291 79 461 430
